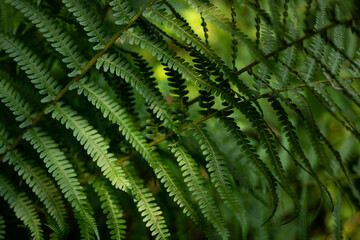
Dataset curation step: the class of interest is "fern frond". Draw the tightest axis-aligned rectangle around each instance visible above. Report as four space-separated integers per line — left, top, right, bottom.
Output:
0 79 34 128
320 133 351 188
0 0 358 238
1 140 68 235
0 174 43 240
324 26 360 107
47 217 64 240
145 2 204 49
23 127 99 239
70 78 151 158
0 32 61 102
291 7 360 140
45 101 130 191
295 89 350 189
184 0 272 68
0 215 4 240
170 142 229 240
96 53 177 131
200 13 209 45
346 50 360 104
91 178 127 240
244 0 272 27
254 24 275 91
62 0 108 50
69 78 206 230
268 98 331 201
118 26 255 119
216 109 279 222
332 196 342 240
282 0 289 34
145 2 239 83
3 0 86 77
348 50 360 76
278 15 299 86
150 151 212 229
191 123 248 237
294 92 331 173
328 26 343 76
121 161 171 240
230 0 237 69
108 75 137 118
300 3 328 90
267 0 282 41
0 76 98 238
117 27 221 92
303 48 360 126
283 58 360 140
0 33 130 193
165 65 189 125
110 0 136 26
296 187 308 240
235 100 299 217
74 211 96 240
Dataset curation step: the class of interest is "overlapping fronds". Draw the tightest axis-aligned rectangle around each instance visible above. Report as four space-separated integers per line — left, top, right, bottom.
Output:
70 77 207 233
0 61 98 239
0 31 129 193
91 178 127 240
215 107 279 221
3 0 86 77
0 0 359 239
191 124 248 236
96 53 177 131
0 32 61 102
170 142 229 240
45 102 130 191
24 128 100 239
121 162 170 240
70 78 151 159
0 125 68 236
0 174 43 240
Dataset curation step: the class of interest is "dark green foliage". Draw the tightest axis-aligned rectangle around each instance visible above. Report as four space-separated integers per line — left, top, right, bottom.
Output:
0 0 359 239
0 174 43 240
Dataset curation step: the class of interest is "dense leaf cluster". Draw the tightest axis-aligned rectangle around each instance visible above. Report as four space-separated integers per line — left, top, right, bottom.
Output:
0 0 359 239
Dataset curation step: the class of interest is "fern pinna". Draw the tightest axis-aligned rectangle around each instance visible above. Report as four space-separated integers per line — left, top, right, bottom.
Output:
0 0 359 239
